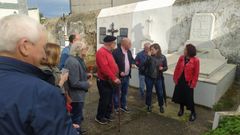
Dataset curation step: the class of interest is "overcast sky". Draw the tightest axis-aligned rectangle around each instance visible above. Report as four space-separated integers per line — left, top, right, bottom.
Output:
28 0 70 18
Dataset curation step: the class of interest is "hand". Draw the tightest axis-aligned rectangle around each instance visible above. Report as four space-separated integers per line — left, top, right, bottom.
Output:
113 78 121 85
120 72 125 77
159 66 163 71
59 72 69 87
87 73 93 80
73 124 80 129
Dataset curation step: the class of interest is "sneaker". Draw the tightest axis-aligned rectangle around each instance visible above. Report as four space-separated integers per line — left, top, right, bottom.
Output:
105 115 115 122
95 117 108 125
114 109 120 114
76 128 87 135
160 106 164 113
120 107 130 113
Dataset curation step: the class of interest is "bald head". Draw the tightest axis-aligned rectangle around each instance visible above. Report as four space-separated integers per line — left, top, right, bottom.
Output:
121 38 132 50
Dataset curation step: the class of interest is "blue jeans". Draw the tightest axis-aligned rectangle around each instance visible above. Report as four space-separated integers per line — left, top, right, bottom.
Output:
71 102 84 125
145 76 164 107
139 74 145 97
114 76 130 109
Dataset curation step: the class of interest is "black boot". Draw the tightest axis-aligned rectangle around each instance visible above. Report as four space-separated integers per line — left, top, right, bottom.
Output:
189 112 197 122
178 105 184 117
147 106 152 112
160 106 164 113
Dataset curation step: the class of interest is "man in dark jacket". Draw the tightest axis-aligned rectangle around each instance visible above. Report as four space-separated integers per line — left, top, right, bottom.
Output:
59 34 80 70
135 42 151 99
112 38 135 113
0 15 77 135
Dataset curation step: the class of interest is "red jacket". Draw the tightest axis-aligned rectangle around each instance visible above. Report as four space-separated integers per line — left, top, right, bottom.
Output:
96 47 119 81
173 55 200 88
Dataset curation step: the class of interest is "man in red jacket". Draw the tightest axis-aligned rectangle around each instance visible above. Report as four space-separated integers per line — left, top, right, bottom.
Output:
95 35 121 124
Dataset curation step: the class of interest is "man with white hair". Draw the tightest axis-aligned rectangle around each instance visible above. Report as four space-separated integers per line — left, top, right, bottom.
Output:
0 15 78 135
64 41 92 134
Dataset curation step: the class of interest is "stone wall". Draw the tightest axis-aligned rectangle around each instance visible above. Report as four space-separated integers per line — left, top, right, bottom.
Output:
169 0 240 81
70 0 146 14
44 11 99 65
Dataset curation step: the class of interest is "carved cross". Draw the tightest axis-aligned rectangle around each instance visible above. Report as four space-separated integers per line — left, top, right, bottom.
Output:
108 22 118 36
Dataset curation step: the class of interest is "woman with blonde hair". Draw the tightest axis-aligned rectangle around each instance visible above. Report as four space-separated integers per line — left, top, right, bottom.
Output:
64 41 92 134
41 43 69 92
40 43 71 112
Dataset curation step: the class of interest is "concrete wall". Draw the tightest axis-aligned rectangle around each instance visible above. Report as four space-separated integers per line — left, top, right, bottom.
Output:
70 0 146 14
0 0 28 18
168 0 240 81
28 8 40 22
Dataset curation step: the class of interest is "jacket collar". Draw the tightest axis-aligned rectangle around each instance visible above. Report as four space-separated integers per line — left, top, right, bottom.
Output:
102 46 113 53
0 56 51 81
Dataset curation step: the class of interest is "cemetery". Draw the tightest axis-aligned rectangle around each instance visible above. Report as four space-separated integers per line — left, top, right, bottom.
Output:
0 0 239 135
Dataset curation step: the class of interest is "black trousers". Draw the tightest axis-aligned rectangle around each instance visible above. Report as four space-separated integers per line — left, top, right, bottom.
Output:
71 102 84 125
96 79 113 119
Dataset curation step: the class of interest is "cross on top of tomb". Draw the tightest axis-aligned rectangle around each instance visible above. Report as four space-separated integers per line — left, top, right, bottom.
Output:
108 22 119 36
146 17 153 38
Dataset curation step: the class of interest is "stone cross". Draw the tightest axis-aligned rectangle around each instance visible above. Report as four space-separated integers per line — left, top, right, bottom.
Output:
108 22 119 36
146 16 153 37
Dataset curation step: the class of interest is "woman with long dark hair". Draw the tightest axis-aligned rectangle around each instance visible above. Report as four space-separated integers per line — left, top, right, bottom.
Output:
144 43 168 113
172 44 200 122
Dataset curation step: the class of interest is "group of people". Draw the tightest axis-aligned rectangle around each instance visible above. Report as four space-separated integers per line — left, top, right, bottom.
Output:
0 14 200 135
95 34 200 125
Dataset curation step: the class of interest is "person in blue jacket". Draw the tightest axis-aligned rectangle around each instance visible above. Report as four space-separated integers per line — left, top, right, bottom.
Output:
135 42 151 99
59 34 81 70
0 15 78 135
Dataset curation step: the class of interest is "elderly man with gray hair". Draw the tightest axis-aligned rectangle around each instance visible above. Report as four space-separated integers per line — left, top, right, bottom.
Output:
64 41 92 134
135 42 151 99
0 15 78 135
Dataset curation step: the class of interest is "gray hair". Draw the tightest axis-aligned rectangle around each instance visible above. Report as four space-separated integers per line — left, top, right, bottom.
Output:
69 41 88 56
0 14 46 52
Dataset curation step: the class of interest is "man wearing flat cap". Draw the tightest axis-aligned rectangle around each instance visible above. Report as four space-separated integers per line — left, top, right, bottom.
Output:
95 35 121 125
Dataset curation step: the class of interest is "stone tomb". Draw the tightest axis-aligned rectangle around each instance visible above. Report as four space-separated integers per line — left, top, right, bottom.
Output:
164 13 236 108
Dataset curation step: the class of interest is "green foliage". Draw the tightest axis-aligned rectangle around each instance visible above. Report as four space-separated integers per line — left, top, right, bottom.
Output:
204 116 240 135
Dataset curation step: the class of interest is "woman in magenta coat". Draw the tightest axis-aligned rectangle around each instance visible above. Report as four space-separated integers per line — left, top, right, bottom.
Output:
172 44 200 122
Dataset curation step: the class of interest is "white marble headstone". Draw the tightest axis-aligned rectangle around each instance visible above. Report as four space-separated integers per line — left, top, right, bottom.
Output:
190 13 215 41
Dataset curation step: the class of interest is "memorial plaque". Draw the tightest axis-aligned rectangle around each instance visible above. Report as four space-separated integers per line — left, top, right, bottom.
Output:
120 28 128 37
99 27 106 43
190 13 215 41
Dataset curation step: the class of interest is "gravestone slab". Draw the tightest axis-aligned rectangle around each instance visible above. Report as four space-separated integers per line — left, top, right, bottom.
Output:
190 13 215 41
